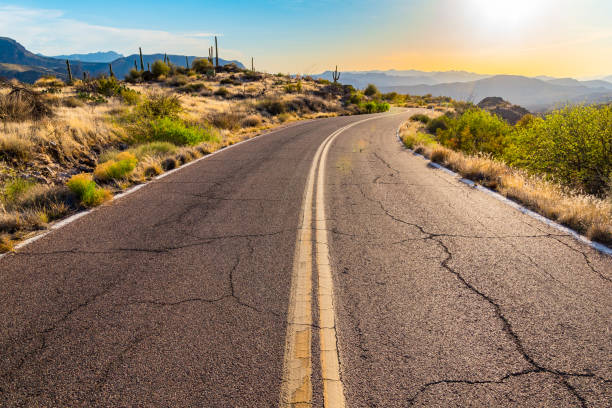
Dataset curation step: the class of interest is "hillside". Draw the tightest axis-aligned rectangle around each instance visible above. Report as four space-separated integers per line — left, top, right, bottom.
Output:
476 96 530 125
380 75 612 111
0 37 244 83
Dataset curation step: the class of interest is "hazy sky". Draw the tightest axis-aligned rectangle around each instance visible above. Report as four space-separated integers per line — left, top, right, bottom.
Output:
2 0 612 77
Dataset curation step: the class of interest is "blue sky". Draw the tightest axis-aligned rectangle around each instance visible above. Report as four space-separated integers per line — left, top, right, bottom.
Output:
3 1 612 77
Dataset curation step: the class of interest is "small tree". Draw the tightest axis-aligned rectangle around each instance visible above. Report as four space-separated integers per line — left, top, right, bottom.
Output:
364 83 379 97
151 60 170 78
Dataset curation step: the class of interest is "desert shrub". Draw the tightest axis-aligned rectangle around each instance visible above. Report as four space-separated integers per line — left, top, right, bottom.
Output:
214 87 230 97
0 86 53 122
364 84 379 97
317 78 331 85
135 94 182 119
257 98 286 115
93 76 123 97
130 142 177 159
241 114 262 127
145 117 218 146
436 109 510 157
383 92 399 102
506 105 612 195
177 82 207 94
94 152 138 181
210 111 245 130
348 91 364 105
67 174 111 207
410 114 430 124
242 72 262 81
220 78 240 86
34 76 64 88
168 75 189 87
192 58 213 74
119 88 141 105
402 131 437 150
425 116 449 135
284 83 298 93
2 178 35 203
362 101 389 113
125 68 142 83
151 60 171 78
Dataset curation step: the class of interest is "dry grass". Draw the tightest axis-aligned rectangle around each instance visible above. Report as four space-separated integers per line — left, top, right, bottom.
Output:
401 123 612 245
0 70 350 251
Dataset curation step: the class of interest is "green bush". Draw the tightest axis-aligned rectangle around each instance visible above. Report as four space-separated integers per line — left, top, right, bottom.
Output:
192 58 213 74
151 60 171 78
2 178 35 203
146 117 218 146
425 116 449 135
136 94 182 119
119 88 140 105
436 109 510 156
364 84 379 97
257 98 286 115
362 101 389 113
410 114 430 124
67 174 111 207
505 105 612 195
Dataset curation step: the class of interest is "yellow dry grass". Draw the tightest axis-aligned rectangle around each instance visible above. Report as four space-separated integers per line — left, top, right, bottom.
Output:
401 123 612 245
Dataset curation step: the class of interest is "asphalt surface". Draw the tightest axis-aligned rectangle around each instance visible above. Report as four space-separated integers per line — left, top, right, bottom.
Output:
0 110 610 407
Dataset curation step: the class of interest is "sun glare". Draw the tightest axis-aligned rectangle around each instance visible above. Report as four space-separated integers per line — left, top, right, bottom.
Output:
466 0 549 30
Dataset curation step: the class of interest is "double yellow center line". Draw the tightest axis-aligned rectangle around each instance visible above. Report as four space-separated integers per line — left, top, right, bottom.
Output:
280 117 381 407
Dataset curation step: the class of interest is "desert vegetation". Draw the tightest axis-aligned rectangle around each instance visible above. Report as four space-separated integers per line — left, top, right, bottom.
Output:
402 105 612 245
0 60 401 251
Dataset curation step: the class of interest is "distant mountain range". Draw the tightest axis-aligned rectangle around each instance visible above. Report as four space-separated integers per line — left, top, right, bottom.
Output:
46 51 124 63
0 37 245 83
315 70 612 111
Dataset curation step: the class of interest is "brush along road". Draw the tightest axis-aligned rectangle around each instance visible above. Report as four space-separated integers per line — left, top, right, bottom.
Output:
0 111 610 407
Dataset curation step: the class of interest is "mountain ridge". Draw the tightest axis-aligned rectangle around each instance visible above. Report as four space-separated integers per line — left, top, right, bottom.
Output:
0 37 244 82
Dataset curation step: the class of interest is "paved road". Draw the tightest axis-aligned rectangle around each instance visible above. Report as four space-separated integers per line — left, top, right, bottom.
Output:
0 111 610 407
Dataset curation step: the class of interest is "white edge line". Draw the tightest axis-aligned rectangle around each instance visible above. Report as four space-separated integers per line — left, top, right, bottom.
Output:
395 126 612 257
0 120 314 261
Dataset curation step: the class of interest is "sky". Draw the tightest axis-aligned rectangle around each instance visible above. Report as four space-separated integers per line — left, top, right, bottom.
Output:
2 0 612 78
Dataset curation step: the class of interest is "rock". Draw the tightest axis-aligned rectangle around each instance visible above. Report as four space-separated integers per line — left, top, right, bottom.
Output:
477 97 530 125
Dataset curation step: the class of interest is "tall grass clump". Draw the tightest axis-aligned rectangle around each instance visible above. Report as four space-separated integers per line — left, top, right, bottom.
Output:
94 152 138 181
66 174 111 207
146 117 218 146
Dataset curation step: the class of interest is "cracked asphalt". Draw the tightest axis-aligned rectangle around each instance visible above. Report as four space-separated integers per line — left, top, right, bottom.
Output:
1 110 611 406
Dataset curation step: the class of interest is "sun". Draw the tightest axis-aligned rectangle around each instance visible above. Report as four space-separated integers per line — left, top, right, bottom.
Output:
466 0 549 30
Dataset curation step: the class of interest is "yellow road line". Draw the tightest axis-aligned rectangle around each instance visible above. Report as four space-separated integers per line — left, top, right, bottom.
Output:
281 115 398 407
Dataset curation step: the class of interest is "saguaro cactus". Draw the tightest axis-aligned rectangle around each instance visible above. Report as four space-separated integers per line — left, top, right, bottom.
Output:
185 56 189 68
164 53 168 64
66 60 73 83
109 63 114 77
147 62 150 72
134 60 138 70
139 47 144 71
83 71 87 81
208 46 213 64
332 65 340 83
251 57 254 72
215 36 219 68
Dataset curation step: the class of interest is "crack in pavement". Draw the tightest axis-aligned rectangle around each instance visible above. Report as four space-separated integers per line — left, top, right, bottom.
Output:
14 230 292 257
548 236 611 283
348 182 607 407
